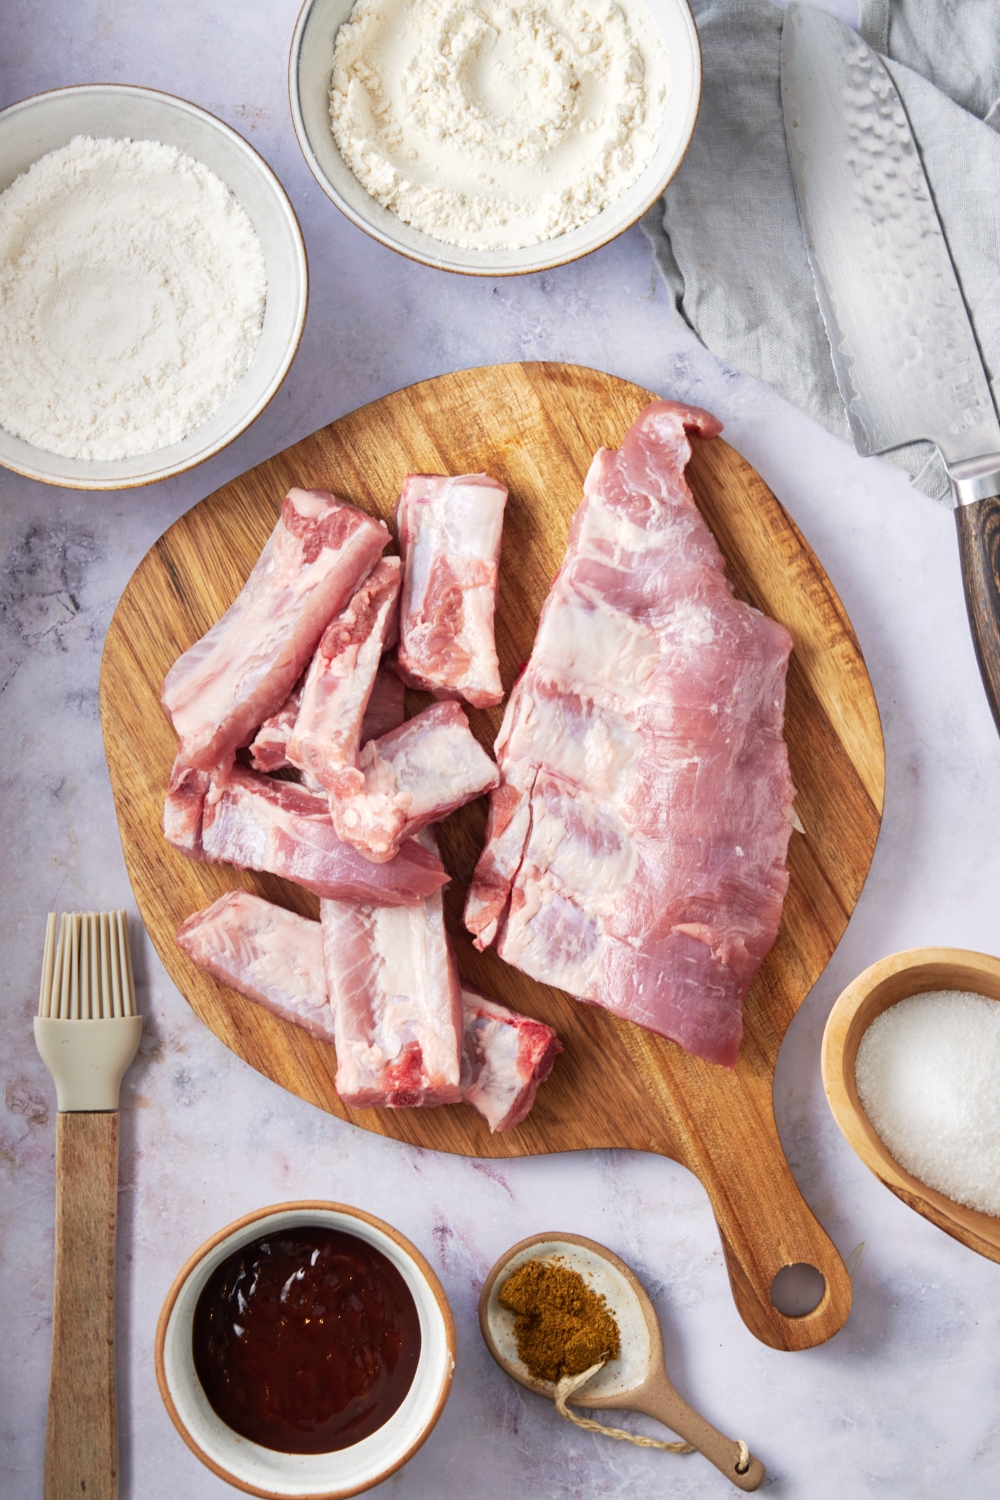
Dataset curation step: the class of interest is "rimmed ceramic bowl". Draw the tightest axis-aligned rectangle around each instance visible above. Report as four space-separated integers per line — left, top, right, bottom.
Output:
155 1201 456 1499
822 947 1000 1264
0 85 308 490
289 0 701 276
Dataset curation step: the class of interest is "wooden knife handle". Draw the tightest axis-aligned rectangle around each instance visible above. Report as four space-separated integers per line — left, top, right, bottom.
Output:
44 1112 120 1500
956 494 1000 736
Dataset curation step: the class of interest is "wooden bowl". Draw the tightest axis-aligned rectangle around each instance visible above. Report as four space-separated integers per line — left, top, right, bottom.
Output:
822 947 1000 1262
155 1201 456 1498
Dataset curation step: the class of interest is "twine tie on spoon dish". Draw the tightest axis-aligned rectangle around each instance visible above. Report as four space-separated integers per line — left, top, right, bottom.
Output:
554 1359 751 1473
554 1360 694 1453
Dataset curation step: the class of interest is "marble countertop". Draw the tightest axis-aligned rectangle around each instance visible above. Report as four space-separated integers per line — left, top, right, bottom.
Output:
4 2 1000 1497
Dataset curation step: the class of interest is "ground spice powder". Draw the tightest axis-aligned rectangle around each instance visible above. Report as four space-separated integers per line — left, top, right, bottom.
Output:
498 1258 621 1383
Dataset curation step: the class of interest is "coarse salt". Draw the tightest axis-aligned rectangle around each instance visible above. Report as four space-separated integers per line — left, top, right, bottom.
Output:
329 0 670 250
855 989 1000 1216
0 135 267 462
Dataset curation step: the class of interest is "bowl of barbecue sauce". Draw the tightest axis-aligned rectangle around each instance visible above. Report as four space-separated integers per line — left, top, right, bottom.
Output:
155 1202 455 1497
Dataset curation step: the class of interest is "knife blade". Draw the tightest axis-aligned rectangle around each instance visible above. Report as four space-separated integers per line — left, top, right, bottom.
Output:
781 3 1000 733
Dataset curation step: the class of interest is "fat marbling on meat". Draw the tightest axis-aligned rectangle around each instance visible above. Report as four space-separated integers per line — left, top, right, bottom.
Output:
395 473 507 708
177 891 335 1042
162 487 388 771
465 400 796 1069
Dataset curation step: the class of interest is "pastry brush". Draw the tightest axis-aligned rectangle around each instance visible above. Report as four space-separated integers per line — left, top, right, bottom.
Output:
34 911 142 1500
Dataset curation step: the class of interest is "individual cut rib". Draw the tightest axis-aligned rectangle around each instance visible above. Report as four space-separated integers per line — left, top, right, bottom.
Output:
360 664 407 744
465 400 796 1069
249 578 404 777
176 891 334 1042
162 488 389 771
331 701 499 862
166 761 448 905
321 832 463 1108
286 557 401 795
395 473 507 708
460 986 561 1132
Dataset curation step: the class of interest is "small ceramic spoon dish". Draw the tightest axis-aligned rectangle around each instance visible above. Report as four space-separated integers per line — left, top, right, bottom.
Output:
822 946 1000 1264
479 1232 765 1492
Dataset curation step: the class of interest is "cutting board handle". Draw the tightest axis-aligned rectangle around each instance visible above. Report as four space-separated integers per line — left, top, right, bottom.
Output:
678 1082 852 1351
955 494 1000 737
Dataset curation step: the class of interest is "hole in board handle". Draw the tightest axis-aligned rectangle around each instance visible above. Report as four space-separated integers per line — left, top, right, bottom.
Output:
769 1262 825 1317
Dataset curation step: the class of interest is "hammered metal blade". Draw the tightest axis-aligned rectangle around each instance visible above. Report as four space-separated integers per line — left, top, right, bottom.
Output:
781 3 1000 468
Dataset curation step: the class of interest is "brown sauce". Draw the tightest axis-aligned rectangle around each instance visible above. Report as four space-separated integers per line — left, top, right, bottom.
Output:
192 1225 421 1453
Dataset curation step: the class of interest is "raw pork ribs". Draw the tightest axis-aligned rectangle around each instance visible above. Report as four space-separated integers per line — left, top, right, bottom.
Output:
286 557 401 795
177 886 560 1131
177 891 335 1042
395 473 507 708
465 400 796 1068
164 760 448 905
320 831 465 1109
331 701 500 862
163 488 388 772
460 987 562 1132
165 472 565 1126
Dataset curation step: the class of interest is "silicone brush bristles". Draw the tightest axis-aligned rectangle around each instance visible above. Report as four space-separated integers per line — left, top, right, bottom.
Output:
38 911 138 1020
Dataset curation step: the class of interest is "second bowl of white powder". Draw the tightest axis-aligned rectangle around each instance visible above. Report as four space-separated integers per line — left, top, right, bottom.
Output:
822 948 1000 1262
0 86 308 489
855 989 1000 1218
290 0 700 275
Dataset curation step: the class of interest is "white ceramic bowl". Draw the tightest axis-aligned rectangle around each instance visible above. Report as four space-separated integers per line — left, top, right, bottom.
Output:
155 1201 456 1499
0 85 308 490
289 0 701 276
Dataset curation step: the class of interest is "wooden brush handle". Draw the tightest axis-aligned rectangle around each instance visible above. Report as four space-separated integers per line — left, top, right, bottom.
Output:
955 495 1000 736
45 1112 120 1500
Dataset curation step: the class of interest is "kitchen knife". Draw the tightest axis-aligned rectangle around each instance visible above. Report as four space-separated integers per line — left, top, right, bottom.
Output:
781 3 1000 733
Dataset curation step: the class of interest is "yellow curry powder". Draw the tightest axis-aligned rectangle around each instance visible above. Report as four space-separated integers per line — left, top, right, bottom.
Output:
498 1258 621 1383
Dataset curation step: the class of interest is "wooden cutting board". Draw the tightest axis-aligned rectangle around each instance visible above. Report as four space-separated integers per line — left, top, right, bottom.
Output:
101 363 884 1352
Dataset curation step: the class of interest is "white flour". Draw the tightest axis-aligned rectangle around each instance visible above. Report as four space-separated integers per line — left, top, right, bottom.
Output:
0 135 267 462
329 0 669 250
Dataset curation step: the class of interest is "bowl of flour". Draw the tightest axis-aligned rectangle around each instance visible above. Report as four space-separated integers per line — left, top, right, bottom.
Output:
289 0 700 275
0 86 308 489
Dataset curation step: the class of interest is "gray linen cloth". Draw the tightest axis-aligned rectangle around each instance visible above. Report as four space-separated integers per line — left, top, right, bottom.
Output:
641 0 1000 501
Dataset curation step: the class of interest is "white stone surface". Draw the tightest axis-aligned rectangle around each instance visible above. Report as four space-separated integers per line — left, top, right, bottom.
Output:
4 2 1000 1498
